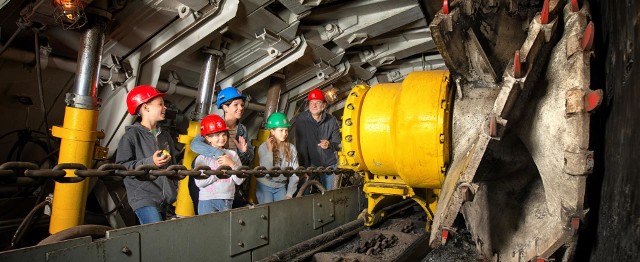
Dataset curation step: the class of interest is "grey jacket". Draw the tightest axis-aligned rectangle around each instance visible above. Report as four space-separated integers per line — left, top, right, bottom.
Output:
257 142 300 197
116 123 179 211
291 110 341 167
190 122 255 166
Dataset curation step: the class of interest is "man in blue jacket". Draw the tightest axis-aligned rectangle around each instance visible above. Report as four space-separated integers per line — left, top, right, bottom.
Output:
291 88 341 191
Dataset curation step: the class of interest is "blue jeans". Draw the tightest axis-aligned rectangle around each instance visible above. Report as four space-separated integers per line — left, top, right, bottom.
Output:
134 206 164 224
198 199 232 214
256 182 286 204
320 173 335 191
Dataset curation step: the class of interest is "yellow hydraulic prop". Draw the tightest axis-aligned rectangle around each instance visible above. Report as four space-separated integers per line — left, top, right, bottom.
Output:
248 129 271 204
49 107 99 234
175 121 201 217
339 70 452 227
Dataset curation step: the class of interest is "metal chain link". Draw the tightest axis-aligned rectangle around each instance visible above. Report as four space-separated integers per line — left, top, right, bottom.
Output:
0 161 355 184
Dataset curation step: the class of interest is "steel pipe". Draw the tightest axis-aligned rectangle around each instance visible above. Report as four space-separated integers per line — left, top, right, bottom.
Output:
71 20 106 105
265 73 284 118
194 48 221 120
0 46 127 83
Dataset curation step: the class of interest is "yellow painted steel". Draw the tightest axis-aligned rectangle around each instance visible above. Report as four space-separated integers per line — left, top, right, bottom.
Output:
249 129 271 204
49 106 99 234
339 84 369 171
175 121 201 217
340 70 451 227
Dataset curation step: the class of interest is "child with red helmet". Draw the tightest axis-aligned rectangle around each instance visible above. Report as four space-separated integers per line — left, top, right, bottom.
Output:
193 114 244 214
116 85 178 224
189 87 254 208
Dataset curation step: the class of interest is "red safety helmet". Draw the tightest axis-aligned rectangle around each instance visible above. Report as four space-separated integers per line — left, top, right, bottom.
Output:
200 114 229 136
126 85 165 115
307 89 326 101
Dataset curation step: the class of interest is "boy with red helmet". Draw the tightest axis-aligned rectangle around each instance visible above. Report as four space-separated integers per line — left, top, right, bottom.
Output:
116 85 179 224
193 114 244 214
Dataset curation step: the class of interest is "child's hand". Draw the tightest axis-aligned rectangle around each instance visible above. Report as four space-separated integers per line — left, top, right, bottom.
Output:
153 150 171 167
216 155 234 167
266 137 274 152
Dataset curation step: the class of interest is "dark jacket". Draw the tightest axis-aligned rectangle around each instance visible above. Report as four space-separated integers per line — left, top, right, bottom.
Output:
116 123 179 211
291 110 341 167
190 122 255 166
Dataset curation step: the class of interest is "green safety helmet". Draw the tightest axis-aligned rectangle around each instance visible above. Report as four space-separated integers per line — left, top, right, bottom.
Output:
265 112 290 129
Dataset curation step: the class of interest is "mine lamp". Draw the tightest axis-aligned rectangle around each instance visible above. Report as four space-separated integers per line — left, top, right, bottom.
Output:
52 0 86 29
324 87 338 104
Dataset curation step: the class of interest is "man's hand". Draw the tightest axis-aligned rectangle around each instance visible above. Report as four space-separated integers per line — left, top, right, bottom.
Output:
153 150 171 167
232 136 248 152
318 139 330 149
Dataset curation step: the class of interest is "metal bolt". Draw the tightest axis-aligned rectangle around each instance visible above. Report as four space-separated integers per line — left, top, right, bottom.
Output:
317 203 322 207
346 135 353 142
121 246 132 256
329 198 333 202
260 214 267 219
330 213 334 218
348 151 355 157
324 24 334 32
238 242 244 247
345 119 353 126
260 235 268 240
347 104 355 110
238 219 245 225
318 219 323 222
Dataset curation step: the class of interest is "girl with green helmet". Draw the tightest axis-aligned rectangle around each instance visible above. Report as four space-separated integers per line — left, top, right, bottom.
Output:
256 112 300 203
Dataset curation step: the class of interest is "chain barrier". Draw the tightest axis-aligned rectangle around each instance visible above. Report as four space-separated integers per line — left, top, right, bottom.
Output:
0 161 355 184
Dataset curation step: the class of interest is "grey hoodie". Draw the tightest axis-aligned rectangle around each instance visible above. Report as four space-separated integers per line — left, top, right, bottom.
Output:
291 110 341 167
116 123 179 211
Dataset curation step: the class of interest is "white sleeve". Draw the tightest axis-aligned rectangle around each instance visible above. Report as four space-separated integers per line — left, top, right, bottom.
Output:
229 151 245 185
193 156 218 188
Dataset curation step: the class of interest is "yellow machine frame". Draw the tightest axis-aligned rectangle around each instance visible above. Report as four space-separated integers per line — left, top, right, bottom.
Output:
339 70 452 227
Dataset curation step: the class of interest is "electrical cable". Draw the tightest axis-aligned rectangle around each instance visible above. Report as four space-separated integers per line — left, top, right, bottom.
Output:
33 29 53 153
9 199 50 249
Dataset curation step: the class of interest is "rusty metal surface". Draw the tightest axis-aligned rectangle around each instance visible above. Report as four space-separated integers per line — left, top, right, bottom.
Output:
428 1 594 261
